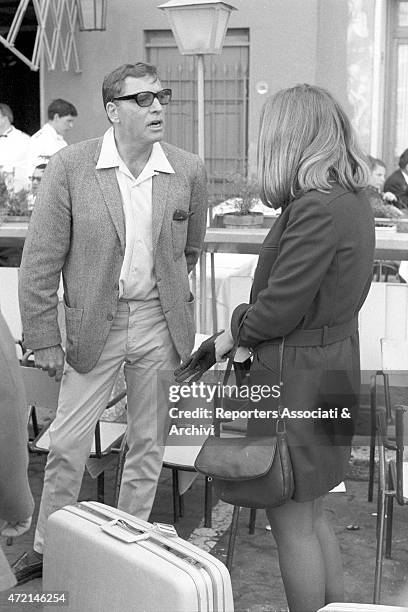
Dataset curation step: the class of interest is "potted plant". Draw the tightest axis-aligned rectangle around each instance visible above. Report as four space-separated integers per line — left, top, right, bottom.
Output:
0 175 31 222
222 173 264 227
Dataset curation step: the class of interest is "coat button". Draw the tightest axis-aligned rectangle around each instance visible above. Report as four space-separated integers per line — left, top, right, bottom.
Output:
107 314 114 321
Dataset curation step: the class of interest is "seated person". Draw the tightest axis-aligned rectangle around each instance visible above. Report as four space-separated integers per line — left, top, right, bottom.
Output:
383 148 408 209
366 156 402 280
365 155 402 219
27 163 47 211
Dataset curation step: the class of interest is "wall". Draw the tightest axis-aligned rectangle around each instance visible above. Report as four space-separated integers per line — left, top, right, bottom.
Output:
43 0 318 172
43 0 371 171
316 0 379 154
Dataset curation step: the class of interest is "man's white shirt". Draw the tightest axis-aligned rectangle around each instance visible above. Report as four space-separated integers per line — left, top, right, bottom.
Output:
0 125 31 190
96 127 175 300
30 122 67 170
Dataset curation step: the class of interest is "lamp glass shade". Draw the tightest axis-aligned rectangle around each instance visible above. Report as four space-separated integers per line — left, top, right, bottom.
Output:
159 2 235 55
76 0 107 31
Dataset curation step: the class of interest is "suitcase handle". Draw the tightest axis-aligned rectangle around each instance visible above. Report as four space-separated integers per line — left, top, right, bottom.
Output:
74 503 206 565
101 519 179 543
101 519 152 544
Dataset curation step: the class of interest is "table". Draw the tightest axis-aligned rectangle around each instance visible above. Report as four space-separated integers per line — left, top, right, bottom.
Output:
4 223 407 260
0 221 28 245
4 222 408 331
199 227 408 331
202 227 408 258
0 222 27 266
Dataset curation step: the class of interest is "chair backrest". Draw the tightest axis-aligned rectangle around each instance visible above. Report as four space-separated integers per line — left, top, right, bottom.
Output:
372 261 400 282
0 267 22 343
359 282 408 371
381 339 408 372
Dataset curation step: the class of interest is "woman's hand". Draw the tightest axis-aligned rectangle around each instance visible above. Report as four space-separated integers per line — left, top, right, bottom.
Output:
214 329 234 362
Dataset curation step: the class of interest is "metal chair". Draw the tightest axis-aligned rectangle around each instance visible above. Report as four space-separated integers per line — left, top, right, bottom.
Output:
368 338 408 503
162 442 213 527
358 283 408 502
374 405 408 604
22 363 127 503
372 261 401 283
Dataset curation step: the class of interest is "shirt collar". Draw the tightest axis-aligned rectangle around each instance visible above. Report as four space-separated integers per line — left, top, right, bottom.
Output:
401 169 408 184
96 127 174 179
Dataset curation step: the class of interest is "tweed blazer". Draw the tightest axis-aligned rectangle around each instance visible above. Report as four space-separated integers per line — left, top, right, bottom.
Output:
19 138 208 373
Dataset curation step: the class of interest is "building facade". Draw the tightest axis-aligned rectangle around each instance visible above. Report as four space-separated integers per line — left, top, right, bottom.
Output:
1 0 407 192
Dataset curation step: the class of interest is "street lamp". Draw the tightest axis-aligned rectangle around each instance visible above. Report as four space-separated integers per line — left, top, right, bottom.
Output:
76 0 107 31
158 0 236 333
158 0 236 162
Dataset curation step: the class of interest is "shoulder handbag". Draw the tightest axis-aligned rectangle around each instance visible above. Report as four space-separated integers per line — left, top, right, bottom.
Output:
194 338 295 509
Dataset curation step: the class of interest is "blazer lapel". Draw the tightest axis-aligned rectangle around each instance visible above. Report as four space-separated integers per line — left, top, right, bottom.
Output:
152 172 170 256
93 141 125 251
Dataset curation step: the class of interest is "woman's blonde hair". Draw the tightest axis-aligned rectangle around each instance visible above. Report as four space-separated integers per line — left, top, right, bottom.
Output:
257 84 369 209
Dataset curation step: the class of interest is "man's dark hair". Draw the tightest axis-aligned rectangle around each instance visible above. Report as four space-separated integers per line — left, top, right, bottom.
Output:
0 103 13 123
102 62 158 108
47 99 78 120
399 149 408 170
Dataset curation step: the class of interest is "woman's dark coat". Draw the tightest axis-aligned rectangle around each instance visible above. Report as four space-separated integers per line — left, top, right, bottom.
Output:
231 185 375 501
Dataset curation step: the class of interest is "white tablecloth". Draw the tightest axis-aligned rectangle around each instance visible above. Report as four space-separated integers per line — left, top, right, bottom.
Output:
193 253 258 333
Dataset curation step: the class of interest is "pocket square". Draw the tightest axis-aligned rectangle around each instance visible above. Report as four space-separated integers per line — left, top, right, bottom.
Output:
173 209 193 221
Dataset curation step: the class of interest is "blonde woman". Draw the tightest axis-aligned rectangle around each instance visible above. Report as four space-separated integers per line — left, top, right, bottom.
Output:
190 85 374 611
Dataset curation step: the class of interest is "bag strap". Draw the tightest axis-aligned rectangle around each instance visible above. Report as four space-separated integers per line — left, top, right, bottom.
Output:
224 307 287 435
276 338 286 433
222 306 252 387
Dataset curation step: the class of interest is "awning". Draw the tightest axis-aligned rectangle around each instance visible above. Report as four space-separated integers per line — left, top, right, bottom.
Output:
0 0 80 72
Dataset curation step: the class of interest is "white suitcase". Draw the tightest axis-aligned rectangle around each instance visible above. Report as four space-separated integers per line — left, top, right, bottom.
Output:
317 604 408 611
43 501 234 612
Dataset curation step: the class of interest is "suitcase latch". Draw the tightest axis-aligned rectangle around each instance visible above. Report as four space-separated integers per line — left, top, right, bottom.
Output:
152 522 178 538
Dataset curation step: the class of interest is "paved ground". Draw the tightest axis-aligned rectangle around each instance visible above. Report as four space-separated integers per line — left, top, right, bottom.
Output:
1 383 408 612
1 444 408 612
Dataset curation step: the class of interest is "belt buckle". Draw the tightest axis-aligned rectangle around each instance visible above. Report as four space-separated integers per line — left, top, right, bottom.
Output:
322 325 329 345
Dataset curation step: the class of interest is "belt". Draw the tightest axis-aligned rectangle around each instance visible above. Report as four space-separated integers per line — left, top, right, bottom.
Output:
257 317 358 348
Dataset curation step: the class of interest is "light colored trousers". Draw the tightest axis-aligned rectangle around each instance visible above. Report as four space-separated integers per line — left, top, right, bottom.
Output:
34 299 179 554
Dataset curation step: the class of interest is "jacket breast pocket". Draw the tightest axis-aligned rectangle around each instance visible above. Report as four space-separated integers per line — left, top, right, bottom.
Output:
63 301 84 363
171 219 188 260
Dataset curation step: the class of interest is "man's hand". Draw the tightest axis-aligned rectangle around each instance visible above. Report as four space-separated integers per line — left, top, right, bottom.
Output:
34 345 65 382
0 516 32 538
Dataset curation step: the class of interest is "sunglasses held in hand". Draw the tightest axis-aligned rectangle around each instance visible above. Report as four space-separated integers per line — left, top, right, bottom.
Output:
113 89 172 107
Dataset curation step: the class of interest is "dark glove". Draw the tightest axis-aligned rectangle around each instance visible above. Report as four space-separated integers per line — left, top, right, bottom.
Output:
174 331 224 383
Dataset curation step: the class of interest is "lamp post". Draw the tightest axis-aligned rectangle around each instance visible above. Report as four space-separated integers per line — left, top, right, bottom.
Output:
158 0 236 332
76 0 107 31
158 0 236 163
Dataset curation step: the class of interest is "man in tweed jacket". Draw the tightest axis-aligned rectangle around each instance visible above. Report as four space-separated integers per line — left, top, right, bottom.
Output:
15 62 207 583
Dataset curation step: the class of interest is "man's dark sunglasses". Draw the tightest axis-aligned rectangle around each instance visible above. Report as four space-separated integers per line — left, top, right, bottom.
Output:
113 88 172 107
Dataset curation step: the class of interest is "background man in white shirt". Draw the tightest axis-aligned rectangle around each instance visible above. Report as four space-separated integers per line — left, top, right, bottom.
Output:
15 62 207 584
29 98 77 170
0 103 31 191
